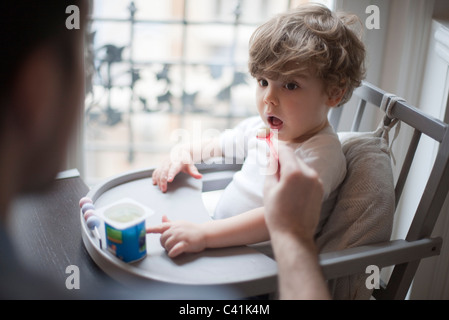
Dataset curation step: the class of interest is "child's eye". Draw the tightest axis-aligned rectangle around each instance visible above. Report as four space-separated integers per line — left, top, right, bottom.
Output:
258 79 268 87
284 82 299 90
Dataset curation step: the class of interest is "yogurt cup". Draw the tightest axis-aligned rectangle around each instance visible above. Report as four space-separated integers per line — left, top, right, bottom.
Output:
97 198 154 263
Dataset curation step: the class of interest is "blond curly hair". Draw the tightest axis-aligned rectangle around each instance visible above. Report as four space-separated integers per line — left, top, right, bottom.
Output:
248 3 366 106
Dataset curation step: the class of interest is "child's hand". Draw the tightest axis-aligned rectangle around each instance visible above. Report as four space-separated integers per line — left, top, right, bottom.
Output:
152 157 202 193
146 215 207 258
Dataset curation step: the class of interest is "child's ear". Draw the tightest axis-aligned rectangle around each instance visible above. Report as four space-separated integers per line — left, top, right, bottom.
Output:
326 86 346 108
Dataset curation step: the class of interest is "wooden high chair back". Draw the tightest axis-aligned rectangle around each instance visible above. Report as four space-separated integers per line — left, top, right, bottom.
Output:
324 81 449 299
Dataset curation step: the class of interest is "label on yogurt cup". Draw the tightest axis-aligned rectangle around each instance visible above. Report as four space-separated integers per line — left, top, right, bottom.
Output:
105 225 123 244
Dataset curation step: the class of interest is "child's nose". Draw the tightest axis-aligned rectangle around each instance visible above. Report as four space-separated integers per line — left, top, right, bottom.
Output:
263 87 279 106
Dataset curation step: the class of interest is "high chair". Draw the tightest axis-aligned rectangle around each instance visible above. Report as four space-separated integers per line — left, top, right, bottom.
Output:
198 81 449 299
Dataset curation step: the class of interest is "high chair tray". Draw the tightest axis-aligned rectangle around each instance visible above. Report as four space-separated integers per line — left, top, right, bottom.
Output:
80 168 277 298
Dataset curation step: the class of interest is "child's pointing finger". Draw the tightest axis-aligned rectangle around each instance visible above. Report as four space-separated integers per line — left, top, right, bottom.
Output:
146 215 172 234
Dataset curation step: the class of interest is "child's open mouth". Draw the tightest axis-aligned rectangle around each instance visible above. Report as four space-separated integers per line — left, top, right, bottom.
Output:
268 116 283 130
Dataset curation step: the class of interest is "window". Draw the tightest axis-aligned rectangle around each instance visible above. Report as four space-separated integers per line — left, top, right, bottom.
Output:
84 0 335 185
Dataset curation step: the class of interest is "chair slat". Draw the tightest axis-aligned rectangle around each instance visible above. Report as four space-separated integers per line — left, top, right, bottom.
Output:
406 130 449 240
394 129 422 207
329 105 343 130
354 82 447 142
351 99 367 132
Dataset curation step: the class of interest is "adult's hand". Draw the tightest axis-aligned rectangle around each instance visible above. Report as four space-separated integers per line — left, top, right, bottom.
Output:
263 144 323 242
263 144 330 300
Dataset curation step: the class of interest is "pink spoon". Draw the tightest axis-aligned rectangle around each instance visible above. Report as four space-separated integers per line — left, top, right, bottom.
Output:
257 128 278 161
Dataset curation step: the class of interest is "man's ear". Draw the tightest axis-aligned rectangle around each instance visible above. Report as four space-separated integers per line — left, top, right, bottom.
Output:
326 86 347 108
10 45 61 141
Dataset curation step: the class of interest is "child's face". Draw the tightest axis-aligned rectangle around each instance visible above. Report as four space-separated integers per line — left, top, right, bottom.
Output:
255 72 335 143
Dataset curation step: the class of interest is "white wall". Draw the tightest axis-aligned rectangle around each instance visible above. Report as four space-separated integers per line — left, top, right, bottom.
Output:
408 18 449 300
336 0 390 132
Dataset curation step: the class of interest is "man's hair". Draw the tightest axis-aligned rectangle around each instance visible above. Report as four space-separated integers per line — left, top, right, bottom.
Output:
0 1 83 102
248 3 366 106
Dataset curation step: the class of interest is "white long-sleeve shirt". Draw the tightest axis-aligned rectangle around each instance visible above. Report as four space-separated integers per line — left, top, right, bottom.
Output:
214 116 346 233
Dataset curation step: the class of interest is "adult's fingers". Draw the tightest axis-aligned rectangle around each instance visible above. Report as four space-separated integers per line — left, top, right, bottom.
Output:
276 144 318 180
265 144 296 184
276 144 300 175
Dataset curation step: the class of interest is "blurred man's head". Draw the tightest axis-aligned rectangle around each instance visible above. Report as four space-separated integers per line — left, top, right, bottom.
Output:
0 1 86 202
